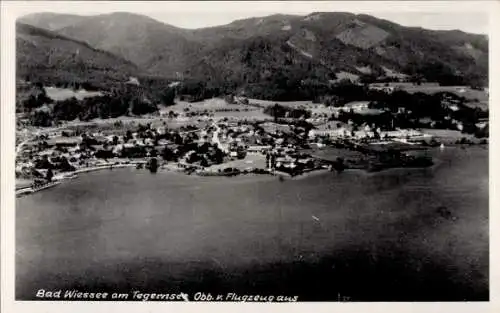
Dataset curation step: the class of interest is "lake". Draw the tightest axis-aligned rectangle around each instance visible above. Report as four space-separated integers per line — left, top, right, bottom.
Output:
16 146 489 301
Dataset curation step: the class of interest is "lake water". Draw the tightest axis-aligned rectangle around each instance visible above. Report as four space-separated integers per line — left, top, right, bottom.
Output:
16 147 489 301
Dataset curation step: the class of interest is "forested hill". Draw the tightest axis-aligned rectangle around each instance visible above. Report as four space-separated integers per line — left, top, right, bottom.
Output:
16 22 140 86
18 12 488 91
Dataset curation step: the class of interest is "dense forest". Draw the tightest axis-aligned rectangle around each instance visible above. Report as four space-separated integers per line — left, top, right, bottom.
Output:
19 84 161 126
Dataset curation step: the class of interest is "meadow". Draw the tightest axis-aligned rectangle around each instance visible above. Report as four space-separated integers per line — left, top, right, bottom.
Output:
44 87 104 101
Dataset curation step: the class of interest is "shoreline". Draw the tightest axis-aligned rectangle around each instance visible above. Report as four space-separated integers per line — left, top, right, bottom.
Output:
73 162 143 174
16 145 485 196
16 162 145 197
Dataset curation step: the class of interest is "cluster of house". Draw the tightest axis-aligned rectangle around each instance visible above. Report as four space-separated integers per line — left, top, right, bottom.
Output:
19 85 485 180
367 82 442 93
16 126 189 177
16 119 293 178
263 146 319 174
210 122 270 158
308 120 433 144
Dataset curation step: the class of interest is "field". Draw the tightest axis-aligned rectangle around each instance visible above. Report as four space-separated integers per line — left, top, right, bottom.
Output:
420 128 482 144
246 98 338 116
246 98 313 109
64 117 207 133
161 98 243 113
15 179 33 190
44 87 104 101
208 153 267 171
209 110 270 120
305 147 365 161
260 122 293 134
159 98 271 121
314 120 348 131
376 83 488 103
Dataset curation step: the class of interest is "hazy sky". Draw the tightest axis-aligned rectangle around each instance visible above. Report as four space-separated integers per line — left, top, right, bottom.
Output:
6 1 491 34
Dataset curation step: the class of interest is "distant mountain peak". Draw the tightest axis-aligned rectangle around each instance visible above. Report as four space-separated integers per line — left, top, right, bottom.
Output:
17 11 488 88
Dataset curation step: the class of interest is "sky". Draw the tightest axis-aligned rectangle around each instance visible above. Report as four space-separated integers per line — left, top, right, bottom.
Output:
4 1 492 34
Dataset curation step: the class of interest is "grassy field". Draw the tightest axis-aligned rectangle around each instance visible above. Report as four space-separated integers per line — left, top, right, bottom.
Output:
44 87 104 101
463 101 488 111
246 98 313 108
162 98 239 112
62 117 204 134
161 98 261 113
420 128 483 144
390 84 488 103
314 120 348 131
158 98 270 121
309 106 336 115
208 153 267 171
304 147 366 164
211 110 270 120
260 122 293 134
247 98 336 116
15 179 33 190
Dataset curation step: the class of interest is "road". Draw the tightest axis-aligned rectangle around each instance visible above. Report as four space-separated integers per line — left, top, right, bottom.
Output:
211 122 228 153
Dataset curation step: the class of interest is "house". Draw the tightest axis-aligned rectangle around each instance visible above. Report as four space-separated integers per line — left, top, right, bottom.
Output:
247 145 272 153
126 77 140 86
341 101 370 112
276 156 296 168
309 126 350 139
311 142 326 148
380 129 432 142
158 139 170 145
354 130 375 139
476 122 488 129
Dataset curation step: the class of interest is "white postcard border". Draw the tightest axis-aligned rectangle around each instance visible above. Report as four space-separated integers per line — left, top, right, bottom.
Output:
2 1 499 312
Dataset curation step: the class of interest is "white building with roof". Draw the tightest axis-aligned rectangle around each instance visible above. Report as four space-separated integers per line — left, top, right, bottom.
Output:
340 101 371 112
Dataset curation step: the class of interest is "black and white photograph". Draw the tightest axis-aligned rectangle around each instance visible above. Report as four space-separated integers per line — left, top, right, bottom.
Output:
1 0 497 310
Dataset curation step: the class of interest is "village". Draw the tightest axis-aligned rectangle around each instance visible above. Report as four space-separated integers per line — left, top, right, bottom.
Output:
17 89 486 197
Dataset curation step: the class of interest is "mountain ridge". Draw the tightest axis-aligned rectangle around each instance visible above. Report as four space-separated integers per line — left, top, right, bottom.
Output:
16 22 140 86
18 12 489 89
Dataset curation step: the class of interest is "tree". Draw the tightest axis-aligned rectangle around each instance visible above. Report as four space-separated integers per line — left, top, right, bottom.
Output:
148 158 159 173
224 94 235 104
58 156 76 172
272 104 280 123
162 88 176 106
46 168 54 182
125 130 133 142
200 157 209 167
95 150 114 159
31 109 52 127
162 146 176 161
35 155 52 169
